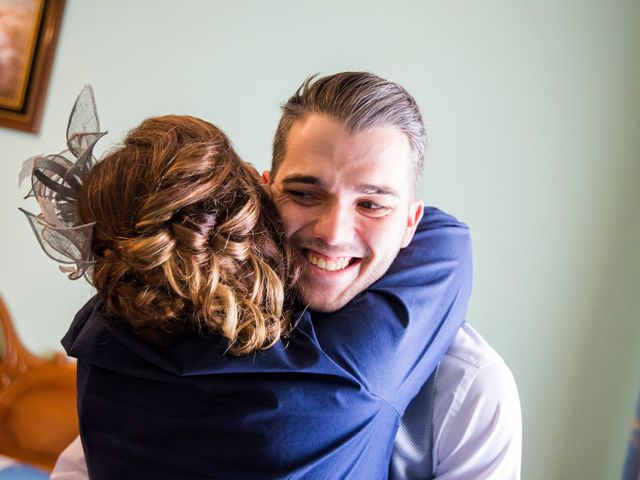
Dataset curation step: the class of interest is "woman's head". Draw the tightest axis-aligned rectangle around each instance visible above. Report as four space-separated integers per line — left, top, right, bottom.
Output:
78 115 299 355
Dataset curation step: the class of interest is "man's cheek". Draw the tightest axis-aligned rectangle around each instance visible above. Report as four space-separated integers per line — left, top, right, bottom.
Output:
278 215 297 242
277 206 304 240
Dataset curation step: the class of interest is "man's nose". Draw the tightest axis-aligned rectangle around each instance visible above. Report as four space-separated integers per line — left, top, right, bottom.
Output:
312 202 355 246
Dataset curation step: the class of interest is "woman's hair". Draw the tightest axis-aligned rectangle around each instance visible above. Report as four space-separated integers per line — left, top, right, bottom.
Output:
78 115 300 355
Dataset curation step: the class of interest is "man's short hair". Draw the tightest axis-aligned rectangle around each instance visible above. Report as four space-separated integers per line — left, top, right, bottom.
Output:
272 72 427 193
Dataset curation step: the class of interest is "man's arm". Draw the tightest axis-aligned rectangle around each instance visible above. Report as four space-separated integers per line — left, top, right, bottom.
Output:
433 349 522 479
390 322 522 480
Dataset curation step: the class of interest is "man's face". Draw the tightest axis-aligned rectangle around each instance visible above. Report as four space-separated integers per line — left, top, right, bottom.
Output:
268 114 423 313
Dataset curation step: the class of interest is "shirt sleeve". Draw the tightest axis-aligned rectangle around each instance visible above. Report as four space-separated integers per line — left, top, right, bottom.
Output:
312 207 473 413
434 359 522 479
50 436 89 480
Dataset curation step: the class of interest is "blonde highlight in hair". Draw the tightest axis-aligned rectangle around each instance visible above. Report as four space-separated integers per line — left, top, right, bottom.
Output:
78 115 300 355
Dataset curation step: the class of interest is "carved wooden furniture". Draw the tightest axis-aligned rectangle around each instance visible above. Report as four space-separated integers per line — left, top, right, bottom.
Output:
0 295 77 471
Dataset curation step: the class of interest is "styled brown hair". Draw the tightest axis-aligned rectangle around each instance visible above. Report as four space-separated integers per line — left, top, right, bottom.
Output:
78 115 299 355
272 72 427 193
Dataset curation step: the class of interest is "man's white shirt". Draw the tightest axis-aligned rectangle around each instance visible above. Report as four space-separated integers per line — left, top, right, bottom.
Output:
51 323 521 479
430 323 521 479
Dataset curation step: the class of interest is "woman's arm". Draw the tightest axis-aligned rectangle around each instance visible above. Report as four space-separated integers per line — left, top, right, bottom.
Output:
312 207 473 413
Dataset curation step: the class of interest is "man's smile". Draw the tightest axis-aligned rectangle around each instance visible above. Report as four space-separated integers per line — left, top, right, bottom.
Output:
305 249 361 272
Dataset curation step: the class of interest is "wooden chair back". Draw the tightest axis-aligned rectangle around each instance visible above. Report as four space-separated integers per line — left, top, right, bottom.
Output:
0 295 78 471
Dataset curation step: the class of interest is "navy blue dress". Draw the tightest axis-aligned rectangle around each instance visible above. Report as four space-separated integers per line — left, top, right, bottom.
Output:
62 207 472 479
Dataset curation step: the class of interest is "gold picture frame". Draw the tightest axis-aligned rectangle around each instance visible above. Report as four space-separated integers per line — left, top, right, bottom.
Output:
0 0 65 133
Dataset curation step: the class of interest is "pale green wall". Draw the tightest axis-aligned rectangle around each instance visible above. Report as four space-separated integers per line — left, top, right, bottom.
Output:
1 1 639 477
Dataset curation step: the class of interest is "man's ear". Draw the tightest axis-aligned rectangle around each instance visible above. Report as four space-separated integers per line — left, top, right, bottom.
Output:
401 199 424 248
262 170 271 184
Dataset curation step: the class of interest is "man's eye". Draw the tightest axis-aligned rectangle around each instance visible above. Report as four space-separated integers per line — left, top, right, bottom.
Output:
283 189 319 204
286 190 312 198
288 190 310 197
358 201 391 216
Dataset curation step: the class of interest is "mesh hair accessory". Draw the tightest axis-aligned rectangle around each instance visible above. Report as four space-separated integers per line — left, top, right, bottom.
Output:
19 85 107 281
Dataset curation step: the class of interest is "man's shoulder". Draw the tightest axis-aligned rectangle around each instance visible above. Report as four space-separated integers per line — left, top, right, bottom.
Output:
436 323 518 418
442 323 504 372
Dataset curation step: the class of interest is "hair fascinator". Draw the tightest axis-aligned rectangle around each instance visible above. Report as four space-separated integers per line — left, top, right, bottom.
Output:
19 85 107 281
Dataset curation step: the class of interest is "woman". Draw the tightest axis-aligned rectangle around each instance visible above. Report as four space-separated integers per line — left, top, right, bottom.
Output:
23 87 471 479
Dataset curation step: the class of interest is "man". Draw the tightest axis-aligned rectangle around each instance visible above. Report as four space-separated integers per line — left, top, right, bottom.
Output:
52 72 521 479
265 72 521 479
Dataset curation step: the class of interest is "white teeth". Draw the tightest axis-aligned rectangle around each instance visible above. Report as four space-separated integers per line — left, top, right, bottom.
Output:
308 253 350 271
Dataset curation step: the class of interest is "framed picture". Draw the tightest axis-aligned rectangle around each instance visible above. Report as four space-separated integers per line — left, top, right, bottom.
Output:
0 0 65 133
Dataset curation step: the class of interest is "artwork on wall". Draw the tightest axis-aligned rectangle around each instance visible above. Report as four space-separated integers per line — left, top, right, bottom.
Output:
0 0 65 133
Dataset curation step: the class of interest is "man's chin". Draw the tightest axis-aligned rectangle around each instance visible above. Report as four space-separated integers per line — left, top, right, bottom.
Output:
300 290 354 313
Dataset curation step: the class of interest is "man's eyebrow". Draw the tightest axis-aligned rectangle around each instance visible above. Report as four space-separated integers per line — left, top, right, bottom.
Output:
355 184 399 197
281 175 322 186
281 175 399 197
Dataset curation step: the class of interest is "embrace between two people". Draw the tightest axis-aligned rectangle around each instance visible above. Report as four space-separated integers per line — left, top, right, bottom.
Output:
22 71 521 479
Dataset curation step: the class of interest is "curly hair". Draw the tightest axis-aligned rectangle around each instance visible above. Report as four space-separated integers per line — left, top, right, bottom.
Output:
78 115 300 355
